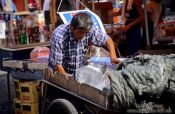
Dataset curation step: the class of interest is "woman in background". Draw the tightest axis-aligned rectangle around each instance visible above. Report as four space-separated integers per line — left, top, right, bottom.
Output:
1 0 16 11
147 0 163 45
119 0 144 57
43 0 50 30
141 0 163 48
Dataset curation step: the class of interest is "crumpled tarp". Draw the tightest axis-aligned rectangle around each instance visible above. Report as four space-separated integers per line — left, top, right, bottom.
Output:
107 54 175 110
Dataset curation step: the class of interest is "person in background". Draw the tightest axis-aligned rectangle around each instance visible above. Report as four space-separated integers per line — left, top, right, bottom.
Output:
48 12 120 78
141 0 163 48
28 0 40 11
147 0 162 29
146 0 163 45
43 0 50 30
1 0 16 11
119 0 144 57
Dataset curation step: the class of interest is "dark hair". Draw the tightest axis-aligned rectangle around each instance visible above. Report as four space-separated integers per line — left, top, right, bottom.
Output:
71 12 93 31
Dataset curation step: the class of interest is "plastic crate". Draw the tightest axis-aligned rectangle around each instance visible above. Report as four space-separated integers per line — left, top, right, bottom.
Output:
15 90 21 100
21 102 39 114
14 79 21 99
13 98 22 114
19 81 39 103
14 79 20 90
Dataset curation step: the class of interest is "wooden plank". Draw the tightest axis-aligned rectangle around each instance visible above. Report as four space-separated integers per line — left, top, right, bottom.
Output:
50 0 56 26
0 42 50 51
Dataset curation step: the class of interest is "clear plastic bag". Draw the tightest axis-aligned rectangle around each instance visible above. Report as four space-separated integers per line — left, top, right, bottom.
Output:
76 63 110 91
30 46 50 62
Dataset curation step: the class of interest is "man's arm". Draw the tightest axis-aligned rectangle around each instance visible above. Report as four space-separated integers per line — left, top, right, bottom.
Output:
106 38 120 64
89 28 120 64
48 30 68 79
120 0 144 32
55 64 68 79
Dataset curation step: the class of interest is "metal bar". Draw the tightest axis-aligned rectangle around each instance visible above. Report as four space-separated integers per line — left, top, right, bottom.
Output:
92 0 95 11
143 0 150 48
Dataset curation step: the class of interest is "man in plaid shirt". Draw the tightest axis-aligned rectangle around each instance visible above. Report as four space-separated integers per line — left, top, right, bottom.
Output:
48 12 119 79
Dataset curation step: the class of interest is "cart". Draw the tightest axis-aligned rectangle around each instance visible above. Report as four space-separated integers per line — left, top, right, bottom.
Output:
3 59 175 114
2 60 120 114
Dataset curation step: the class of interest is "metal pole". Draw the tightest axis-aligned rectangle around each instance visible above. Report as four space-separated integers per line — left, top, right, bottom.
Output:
92 0 95 11
143 0 150 48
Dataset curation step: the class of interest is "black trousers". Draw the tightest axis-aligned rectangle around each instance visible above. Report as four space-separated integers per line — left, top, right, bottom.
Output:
140 20 154 49
44 10 50 30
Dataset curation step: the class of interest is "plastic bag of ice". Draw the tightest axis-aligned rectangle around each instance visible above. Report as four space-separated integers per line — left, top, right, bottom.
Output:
76 63 110 90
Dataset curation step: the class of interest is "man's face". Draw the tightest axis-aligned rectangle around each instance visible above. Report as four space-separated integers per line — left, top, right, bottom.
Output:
71 27 89 41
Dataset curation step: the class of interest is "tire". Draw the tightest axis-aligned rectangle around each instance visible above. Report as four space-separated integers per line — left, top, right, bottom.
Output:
46 99 78 114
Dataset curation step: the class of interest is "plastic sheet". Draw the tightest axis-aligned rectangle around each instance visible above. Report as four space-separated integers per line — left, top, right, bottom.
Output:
30 46 50 62
76 63 110 91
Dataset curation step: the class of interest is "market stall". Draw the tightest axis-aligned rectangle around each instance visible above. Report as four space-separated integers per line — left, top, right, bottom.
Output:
0 42 49 69
1 0 175 114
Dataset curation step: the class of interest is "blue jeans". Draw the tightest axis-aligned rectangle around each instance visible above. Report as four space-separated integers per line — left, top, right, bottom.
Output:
126 25 141 56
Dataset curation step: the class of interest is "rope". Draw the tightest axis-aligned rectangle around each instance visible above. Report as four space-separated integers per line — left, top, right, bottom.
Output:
57 0 63 12
76 0 89 10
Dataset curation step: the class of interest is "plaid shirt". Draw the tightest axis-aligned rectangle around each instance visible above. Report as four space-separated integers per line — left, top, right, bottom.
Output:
48 23 109 75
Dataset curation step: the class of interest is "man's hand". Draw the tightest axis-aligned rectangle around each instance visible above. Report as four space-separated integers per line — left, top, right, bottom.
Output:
119 26 129 33
111 57 120 64
63 74 69 80
55 64 69 79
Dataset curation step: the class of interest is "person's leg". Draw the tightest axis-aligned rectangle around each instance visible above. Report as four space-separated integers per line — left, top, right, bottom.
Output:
140 20 154 49
126 26 141 57
44 10 50 30
148 20 154 46
140 28 147 49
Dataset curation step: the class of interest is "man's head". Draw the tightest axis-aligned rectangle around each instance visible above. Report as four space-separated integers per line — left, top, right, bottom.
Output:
70 12 93 40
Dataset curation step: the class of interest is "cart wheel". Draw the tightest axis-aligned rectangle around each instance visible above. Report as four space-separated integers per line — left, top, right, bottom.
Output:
46 99 78 114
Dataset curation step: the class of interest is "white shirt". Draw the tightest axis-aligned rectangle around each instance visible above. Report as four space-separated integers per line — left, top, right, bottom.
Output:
43 0 50 11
